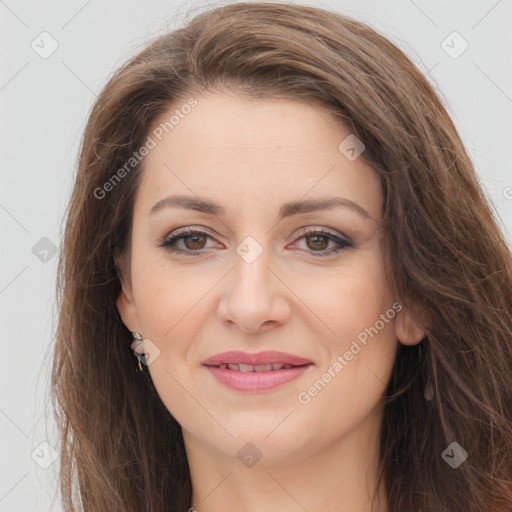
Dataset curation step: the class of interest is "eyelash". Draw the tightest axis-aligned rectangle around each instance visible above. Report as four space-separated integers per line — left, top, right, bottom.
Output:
158 227 353 257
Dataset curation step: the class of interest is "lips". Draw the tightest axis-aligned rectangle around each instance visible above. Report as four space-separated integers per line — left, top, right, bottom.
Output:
201 350 312 367
202 351 313 391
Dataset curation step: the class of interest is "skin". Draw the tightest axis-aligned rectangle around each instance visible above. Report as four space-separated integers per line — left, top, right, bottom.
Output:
116 91 425 512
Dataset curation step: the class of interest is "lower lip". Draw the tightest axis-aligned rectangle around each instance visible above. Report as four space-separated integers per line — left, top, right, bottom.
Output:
204 364 313 391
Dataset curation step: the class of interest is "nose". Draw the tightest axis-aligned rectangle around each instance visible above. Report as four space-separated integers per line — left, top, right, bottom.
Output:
217 244 291 334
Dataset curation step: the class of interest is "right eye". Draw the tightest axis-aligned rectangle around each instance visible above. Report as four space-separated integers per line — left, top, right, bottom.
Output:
159 228 220 255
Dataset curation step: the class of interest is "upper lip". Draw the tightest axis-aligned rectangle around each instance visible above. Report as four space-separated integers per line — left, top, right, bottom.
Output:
201 351 313 367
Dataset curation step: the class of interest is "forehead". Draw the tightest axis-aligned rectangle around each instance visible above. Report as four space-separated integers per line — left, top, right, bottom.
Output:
135 92 382 221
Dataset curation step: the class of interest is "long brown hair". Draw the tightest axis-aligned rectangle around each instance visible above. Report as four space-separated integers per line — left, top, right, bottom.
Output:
50 2 512 511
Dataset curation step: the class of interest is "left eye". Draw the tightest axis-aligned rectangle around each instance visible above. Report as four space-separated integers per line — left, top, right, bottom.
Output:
292 227 353 255
159 227 353 256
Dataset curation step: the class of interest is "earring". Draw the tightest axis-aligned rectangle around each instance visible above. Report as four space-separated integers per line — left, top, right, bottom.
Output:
131 332 144 372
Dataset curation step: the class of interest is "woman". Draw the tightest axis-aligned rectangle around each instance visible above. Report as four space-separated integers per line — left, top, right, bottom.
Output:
51 2 512 511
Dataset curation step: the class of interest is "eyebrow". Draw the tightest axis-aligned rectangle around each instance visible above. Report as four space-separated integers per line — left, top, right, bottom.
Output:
149 194 373 221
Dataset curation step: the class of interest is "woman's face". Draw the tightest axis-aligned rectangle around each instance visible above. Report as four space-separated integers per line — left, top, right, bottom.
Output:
117 91 423 464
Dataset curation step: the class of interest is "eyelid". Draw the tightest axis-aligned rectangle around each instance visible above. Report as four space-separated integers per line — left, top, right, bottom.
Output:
157 226 220 248
289 226 353 256
159 225 353 256
161 224 349 241
293 225 348 240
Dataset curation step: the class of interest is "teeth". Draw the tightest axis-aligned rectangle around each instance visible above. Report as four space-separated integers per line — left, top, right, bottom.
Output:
216 363 298 371
254 364 273 371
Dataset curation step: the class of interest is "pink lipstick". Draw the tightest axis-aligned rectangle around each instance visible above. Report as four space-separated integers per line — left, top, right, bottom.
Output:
202 350 313 391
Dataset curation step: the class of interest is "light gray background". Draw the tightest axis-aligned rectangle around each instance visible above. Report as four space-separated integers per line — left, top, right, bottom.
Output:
1 0 511 510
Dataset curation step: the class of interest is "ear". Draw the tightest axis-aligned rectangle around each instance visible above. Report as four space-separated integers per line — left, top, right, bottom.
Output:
394 306 425 346
114 249 141 334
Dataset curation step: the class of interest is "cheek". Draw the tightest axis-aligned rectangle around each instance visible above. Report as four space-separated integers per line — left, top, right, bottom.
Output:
296 270 398 438
132 262 210 422
131 256 194 348
294 248 397 408
131 254 228 383
296 247 394 345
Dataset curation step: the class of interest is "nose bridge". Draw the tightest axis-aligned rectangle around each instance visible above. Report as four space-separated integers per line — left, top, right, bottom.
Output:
232 233 273 297
217 232 288 332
